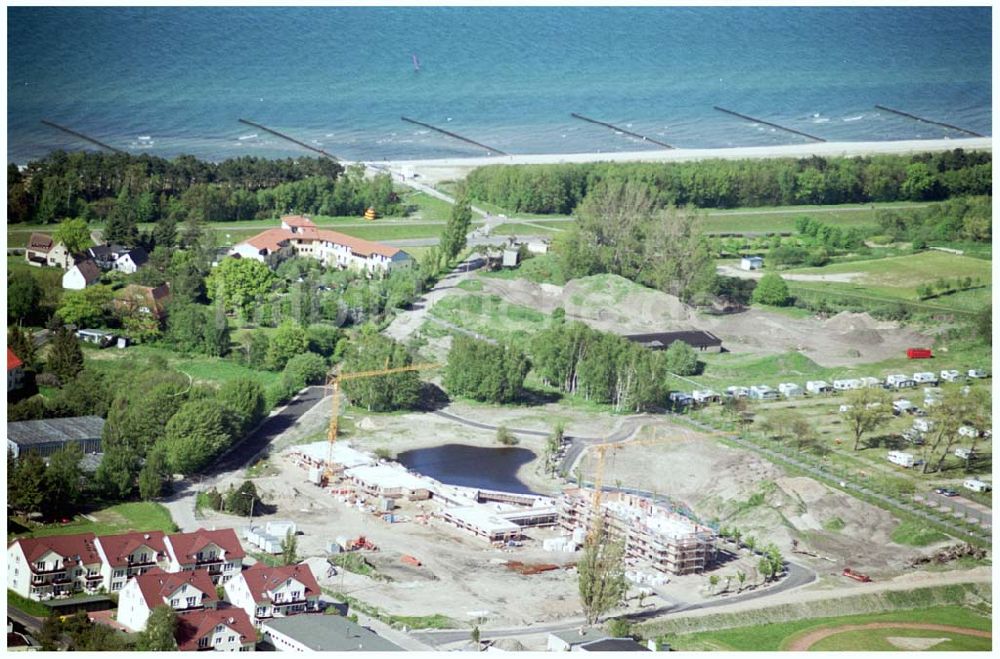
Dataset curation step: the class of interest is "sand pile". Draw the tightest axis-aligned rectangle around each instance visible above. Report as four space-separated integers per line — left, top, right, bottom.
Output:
823 311 880 331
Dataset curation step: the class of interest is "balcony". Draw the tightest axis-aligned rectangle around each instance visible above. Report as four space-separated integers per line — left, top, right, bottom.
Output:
195 556 223 567
85 573 103 581
32 564 67 576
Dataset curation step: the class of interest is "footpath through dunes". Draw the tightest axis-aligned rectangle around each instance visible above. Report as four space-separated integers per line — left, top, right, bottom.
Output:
785 622 992 651
476 273 932 367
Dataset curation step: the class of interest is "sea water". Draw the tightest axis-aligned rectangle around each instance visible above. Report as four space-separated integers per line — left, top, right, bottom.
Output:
7 6 992 163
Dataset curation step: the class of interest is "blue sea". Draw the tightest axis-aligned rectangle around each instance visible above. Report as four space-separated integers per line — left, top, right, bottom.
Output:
6 6 992 164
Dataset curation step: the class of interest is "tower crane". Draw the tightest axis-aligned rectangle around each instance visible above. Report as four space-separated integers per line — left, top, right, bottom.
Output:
323 362 440 482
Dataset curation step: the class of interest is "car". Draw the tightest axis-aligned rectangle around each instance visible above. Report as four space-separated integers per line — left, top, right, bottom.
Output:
934 488 959 497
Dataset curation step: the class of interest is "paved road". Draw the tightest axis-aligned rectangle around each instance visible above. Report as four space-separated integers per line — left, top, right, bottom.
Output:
412 558 815 647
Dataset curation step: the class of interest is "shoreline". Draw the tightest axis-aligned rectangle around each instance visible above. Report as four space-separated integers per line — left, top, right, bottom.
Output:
365 137 992 184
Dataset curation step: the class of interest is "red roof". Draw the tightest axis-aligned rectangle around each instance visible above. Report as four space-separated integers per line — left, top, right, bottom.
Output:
175 606 255 651
10 533 101 570
7 347 23 371
238 223 404 261
281 215 317 229
27 233 54 253
244 228 292 253
73 259 103 284
166 528 245 564
238 563 321 604
132 568 217 610
314 229 401 259
95 531 167 568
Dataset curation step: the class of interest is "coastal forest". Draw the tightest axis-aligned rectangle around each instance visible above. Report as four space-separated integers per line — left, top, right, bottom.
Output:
7 151 402 226
464 150 992 213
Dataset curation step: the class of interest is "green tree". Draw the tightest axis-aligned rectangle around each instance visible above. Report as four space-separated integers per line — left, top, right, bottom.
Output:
103 370 189 455
280 528 298 565
205 257 276 318
46 326 85 384
443 336 530 404
842 387 893 451
577 520 627 625
974 305 991 345
266 320 309 370
340 330 422 412
43 444 85 517
7 270 41 323
496 425 519 446
152 216 177 250
282 352 328 390
441 190 473 261
57 285 113 327
95 444 141 500
226 480 260 517
139 446 170 501
606 618 633 639
162 399 233 474
470 624 481 651
53 218 93 254
664 340 698 375
104 188 140 246
8 452 47 516
751 273 790 307
218 378 266 436
136 605 178 651
8 325 37 370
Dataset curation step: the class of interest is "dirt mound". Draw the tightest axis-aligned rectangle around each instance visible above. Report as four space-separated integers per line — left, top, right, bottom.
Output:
561 274 695 331
823 311 880 331
842 328 885 345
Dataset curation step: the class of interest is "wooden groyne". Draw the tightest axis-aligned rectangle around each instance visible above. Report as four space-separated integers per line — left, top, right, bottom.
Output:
400 116 507 155
874 105 984 138
40 120 124 153
570 113 675 149
713 107 826 142
238 118 339 160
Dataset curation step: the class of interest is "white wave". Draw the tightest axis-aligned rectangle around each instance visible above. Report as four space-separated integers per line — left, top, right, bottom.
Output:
415 129 430 135
843 114 864 122
812 117 830 124
137 135 152 141
237 133 258 140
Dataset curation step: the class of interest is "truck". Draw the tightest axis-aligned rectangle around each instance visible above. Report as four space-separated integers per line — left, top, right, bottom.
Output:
888 451 916 468
906 348 933 359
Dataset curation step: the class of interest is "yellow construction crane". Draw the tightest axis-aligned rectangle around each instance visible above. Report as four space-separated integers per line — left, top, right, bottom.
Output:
324 362 440 481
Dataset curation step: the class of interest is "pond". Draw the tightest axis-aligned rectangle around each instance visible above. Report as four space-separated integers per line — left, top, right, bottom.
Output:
395 443 539 495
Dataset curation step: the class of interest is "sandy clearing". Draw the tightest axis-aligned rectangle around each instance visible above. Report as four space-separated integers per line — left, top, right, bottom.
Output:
785 622 991 651
366 138 991 186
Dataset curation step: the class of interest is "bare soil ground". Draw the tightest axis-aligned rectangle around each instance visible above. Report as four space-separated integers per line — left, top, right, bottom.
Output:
478 274 931 367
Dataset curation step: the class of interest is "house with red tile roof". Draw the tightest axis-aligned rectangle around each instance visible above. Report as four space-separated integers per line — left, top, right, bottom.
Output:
25 233 74 269
229 216 412 274
164 529 245 584
94 530 170 593
113 283 172 320
224 563 321 626
6 533 104 600
175 606 256 651
117 567 218 632
7 347 25 393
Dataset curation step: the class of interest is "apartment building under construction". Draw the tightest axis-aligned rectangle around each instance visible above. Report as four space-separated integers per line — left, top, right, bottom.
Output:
559 487 715 575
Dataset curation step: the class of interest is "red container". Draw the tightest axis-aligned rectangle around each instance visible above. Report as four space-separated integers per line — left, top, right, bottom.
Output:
906 348 932 359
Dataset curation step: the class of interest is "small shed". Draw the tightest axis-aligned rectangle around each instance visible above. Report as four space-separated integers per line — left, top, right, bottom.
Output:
740 256 764 271
502 249 520 268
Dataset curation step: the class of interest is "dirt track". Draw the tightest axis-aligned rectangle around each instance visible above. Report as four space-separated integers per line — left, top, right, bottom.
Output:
785 622 992 651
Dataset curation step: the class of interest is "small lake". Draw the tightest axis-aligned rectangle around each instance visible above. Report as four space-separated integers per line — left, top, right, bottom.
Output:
396 444 539 495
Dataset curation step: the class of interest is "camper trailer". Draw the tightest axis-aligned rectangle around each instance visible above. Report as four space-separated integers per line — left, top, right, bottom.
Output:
887 451 916 468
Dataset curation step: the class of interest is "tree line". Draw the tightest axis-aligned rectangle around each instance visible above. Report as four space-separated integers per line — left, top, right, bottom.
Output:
464 149 991 213
8 150 402 225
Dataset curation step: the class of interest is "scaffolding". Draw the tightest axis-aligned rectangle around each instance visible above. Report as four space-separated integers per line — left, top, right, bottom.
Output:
559 488 715 575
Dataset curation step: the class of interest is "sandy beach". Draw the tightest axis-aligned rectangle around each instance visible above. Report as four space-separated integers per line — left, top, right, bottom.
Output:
368 137 991 185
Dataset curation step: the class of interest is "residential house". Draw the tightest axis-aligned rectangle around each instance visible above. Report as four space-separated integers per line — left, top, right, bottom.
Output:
547 629 650 652
164 529 245 584
224 563 321 626
7 416 104 459
7 533 104 600
113 246 149 274
117 568 218 632
575 638 651 652
8 347 25 393
261 614 403 652
87 244 129 270
62 259 102 290
94 531 169 593
113 283 172 320
230 216 412 274
25 233 73 269
175 606 256 652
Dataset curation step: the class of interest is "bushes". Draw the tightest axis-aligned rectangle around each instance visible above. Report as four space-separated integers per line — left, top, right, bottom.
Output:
282 352 328 391
443 336 530 404
752 274 791 307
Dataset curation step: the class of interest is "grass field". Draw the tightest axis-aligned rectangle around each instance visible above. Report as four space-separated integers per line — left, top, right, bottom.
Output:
8 502 177 541
84 344 283 389
809 626 991 651
428 292 551 342
664 605 990 651
890 520 951 546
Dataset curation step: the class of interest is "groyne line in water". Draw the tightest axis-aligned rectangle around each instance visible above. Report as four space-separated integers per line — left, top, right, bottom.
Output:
570 112 675 149
713 106 826 142
40 120 124 153
237 118 340 160
400 116 507 155
874 105 984 138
